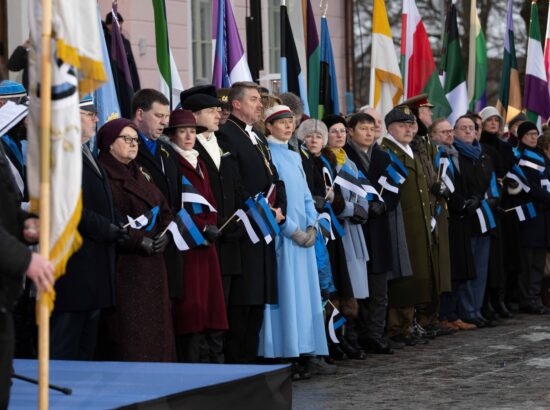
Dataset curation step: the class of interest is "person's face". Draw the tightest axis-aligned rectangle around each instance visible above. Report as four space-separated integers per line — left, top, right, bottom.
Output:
349 121 376 149
171 127 197 151
110 126 139 164
134 102 170 140
220 108 231 125
80 110 98 143
193 106 221 132
483 116 501 134
418 107 433 127
266 117 295 142
233 88 263 124
454 118 476 144
362 107 382 139
327 123 347 148
411 120 419 136
430 120 454 146
474 118 482 140
522 130 539 148
303 132 324 156
388 122 414 145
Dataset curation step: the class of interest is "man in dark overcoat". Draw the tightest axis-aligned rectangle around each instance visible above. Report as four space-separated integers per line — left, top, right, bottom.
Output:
50 96 124 360
132 89 183 299
217 81 285 363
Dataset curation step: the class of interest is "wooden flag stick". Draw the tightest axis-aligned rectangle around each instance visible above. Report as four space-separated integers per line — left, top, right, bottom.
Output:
379 186 385 197
219 212 238 232
38 0 53 408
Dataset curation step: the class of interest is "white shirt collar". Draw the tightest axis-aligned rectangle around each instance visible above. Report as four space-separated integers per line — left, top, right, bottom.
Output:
386 133 414 159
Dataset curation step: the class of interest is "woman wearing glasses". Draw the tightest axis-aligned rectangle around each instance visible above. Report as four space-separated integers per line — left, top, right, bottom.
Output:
97 118 175 362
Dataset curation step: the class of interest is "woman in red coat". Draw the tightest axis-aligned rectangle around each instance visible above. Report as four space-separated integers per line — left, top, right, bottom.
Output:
166 109 228 363
97 118 176 362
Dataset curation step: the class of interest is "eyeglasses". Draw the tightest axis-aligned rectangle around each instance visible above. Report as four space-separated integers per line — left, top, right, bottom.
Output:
456 126 475 132
438 129 454 135
118 135 139 145
329 128 347 134
80 111 97 119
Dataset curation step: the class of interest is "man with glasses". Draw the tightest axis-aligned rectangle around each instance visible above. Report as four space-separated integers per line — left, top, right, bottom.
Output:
50 95 126 360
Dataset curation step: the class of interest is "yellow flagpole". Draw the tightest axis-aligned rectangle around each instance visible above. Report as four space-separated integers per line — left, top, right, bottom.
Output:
38 0 53 408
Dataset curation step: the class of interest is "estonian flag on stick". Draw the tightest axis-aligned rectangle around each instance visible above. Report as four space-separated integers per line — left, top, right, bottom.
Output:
166 208 207 251
254 193 281 236
181 176 217 214
319 211 335 244
475 199 496 234
327 303 346 344
519 149 546 173
126 206 159 232
323 203 345 239
505 165 531 193
506 202 537 222
233 209 260 244
245 197 274 244
358 170 383 202
434 148 455 193
333 164 367 197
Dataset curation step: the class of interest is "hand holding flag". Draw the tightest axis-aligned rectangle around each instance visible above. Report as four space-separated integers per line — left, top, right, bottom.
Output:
125 206 160 232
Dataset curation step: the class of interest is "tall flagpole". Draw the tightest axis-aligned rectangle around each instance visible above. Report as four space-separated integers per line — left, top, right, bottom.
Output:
38 0 53 408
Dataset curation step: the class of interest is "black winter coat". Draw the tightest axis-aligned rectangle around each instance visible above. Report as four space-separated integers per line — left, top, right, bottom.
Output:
54 152 116 312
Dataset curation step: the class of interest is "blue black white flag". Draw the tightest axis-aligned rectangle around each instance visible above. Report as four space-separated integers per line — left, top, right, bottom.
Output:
334 164 367 197
127 206 159 232
475 199 496 234
166 208 207 251
508 202 537 222
327 305 346 344
505 165 531 193
181 176 217 214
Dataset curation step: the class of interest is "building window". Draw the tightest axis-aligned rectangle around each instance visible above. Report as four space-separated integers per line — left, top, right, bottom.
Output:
267 0 280 73
191 0 212 84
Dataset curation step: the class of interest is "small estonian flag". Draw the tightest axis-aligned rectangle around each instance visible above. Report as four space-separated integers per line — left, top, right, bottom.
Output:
245 196 275 244
323 203 345 239
181 176 217 214
475 199 496 234
510 202 537 222
434 148 455 193
358 170 383 202
505 165 531 193
333 164 367 197
519 149 546 173
166 208 207 251
327 306 346 344
127 206 159 232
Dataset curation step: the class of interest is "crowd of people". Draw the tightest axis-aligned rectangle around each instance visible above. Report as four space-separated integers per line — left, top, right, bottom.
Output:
3 69 550 403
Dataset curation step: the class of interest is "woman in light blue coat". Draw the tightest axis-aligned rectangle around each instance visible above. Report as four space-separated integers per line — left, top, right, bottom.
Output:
258 105 328 378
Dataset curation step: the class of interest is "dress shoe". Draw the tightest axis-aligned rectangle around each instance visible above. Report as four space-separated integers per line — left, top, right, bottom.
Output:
451 319 477 330
361 337 394 354
387 338 405 350
339 339 367 360
519 305 550 315
440 320 460 330
462 318 486 328
328 343 348 361
478 315 498 327
390 334 417 347
493 299 514 319
481 304 500 322
425 323 457 337
411 333 429 345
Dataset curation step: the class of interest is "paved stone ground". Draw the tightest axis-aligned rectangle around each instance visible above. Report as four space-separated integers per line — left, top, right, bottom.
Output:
292 314 550 409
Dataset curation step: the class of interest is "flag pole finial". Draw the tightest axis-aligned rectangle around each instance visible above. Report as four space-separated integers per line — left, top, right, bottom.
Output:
320 0 328 17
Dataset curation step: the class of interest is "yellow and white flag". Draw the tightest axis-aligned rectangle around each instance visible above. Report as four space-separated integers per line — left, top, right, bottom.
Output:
369 0 403 130
27 0 107 313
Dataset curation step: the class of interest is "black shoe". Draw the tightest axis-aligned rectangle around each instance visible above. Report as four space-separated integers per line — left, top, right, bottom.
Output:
494 300 514 319
519 305 550 315
387 338 405 350
463 318 486 328
482 304 500 321
390 334 416 347
478 315 498 327
339 340 367 360
425 323 457 337
361 337 394 354
411 333 429 345
328 343 348 361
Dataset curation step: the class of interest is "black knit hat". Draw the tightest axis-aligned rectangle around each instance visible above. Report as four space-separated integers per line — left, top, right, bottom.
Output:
517 121 539 140
322 114 347 131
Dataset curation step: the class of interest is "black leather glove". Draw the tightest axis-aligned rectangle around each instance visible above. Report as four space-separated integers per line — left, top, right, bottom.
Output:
152 233 169 253
368 201 387 219
430 181 451 199
350 203 368 224
313 196 327 212
107 224 128 242
463 197 481 214
138 237 154 256
203 224 221 243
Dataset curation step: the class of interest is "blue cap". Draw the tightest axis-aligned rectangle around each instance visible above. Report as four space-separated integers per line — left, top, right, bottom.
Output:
79 94 96 112
0 80 27 99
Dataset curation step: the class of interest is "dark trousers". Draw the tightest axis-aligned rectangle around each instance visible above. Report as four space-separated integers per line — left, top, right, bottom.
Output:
518 247 546 309
440 281 468 322
225 305 263 364
176 331 225 363
356 272 388 340
0 312 14 410
50 310 100 360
